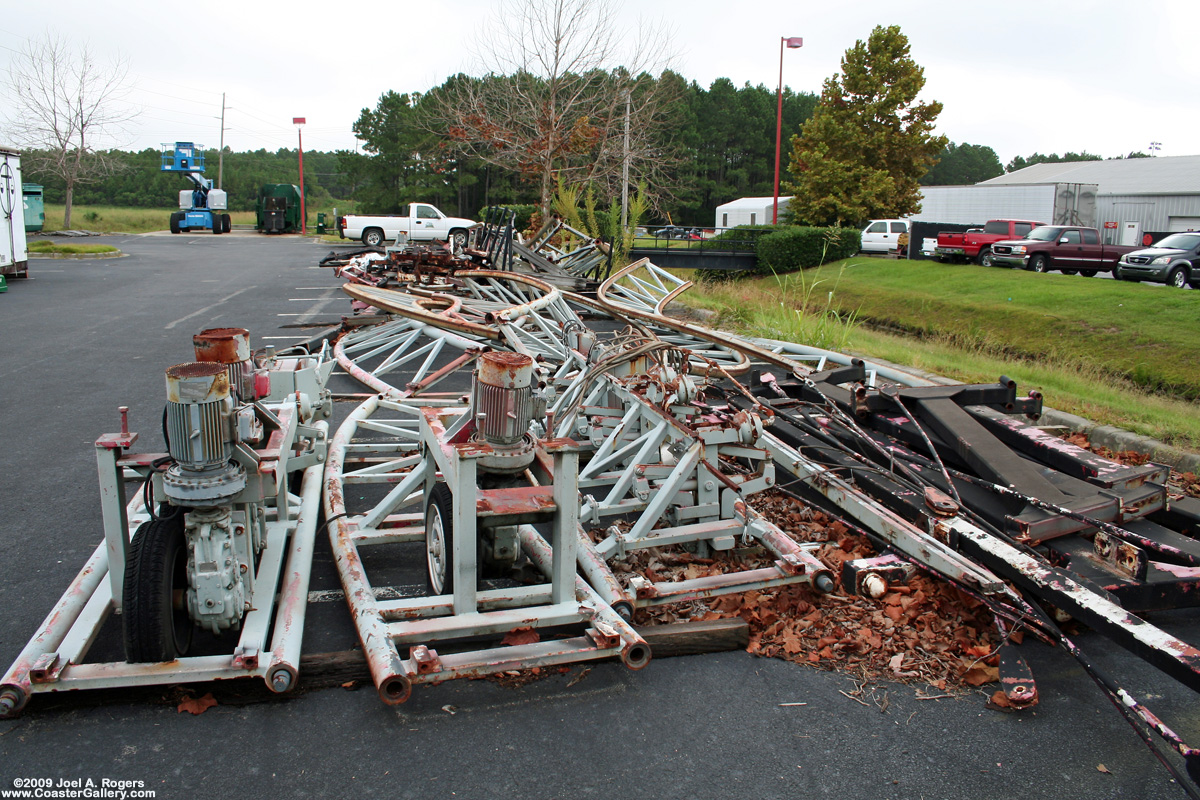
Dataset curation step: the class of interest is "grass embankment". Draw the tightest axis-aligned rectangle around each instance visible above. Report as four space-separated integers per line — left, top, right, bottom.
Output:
677 257 1200 451
27 240 118 254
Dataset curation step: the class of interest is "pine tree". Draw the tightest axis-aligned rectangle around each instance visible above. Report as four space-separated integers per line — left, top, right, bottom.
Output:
785 25 947 226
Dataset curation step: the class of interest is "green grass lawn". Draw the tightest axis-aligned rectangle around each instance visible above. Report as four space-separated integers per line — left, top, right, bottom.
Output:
676 257 1200 450
27 240 118 254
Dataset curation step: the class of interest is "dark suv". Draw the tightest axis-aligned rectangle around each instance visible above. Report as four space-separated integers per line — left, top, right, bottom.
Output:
1115 232 1200 288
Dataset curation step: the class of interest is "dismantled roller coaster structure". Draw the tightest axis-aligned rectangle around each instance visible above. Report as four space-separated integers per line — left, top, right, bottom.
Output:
4 214 1199 793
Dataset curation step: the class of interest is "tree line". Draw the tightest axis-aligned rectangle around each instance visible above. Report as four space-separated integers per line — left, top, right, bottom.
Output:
10 15 1157 230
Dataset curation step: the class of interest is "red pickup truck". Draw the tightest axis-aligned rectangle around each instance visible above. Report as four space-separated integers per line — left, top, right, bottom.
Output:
935 219 1044 266
990 226 1140 276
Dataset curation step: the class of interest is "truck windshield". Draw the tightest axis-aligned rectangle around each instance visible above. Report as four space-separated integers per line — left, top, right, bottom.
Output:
1025 227 1062 241
1153 233 1200 250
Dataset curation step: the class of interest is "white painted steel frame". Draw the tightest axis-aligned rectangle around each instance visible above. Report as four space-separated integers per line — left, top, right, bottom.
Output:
0 428 326 715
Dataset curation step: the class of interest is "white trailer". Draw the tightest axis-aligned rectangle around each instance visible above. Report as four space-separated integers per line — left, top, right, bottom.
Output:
0 145 29 279
714 196 793 229
914 183 1098 228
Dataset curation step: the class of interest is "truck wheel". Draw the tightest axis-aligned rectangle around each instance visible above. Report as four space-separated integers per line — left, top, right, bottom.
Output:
1168 267 1188 288
212 216 222 235
363 228 384 247
976 248 994 267
169 212 182 234
1079 270 1096 277
123 513 193 662
1030 255 1049 273
450 230 468 250
425 482 455 596
222 214 232 233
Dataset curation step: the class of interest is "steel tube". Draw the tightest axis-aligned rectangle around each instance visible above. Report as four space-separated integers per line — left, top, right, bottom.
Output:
0 541 110 717
518 526 651 670
324 395 415 704
266 437 327 694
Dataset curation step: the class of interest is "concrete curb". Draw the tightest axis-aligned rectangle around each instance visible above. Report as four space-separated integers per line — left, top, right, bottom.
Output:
29 251 125 260
677 306 1200 473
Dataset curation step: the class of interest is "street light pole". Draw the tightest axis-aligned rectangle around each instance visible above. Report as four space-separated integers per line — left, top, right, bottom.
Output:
293 118 307 235
773 36 803 225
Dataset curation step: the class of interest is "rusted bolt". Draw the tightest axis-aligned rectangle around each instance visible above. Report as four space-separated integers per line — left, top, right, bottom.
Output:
119 406 130 435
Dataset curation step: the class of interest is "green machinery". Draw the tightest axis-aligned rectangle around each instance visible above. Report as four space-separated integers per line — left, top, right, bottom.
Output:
256 184 302 234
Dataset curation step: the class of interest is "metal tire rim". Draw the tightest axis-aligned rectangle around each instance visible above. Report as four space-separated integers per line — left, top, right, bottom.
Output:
427 502 448 595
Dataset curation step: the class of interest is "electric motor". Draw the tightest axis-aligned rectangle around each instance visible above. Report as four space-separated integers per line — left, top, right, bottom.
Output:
472 351 537 473
193 327 260 401
162 361 246 504
474 351 534 447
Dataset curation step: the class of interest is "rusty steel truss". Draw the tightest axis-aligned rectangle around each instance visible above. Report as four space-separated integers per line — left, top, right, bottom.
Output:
3 246 1197 793
326 259 1200 791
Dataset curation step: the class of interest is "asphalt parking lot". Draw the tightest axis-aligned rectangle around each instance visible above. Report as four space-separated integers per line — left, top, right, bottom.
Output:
1 232 1197 799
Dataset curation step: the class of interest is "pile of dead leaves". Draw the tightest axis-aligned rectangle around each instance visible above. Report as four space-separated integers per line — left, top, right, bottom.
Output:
606 491 1000 693
1063 432 1200 499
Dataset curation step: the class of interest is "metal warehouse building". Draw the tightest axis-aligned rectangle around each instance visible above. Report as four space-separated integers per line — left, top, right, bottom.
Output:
977 155 1200 246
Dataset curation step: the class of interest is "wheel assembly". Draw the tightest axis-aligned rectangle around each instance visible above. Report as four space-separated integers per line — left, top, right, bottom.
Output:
122 513 192 662
425 482 455 595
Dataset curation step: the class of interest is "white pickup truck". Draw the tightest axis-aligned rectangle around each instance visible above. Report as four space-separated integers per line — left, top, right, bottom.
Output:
338 203 477 248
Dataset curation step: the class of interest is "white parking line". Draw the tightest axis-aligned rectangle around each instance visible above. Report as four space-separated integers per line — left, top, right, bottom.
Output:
165 286 257 330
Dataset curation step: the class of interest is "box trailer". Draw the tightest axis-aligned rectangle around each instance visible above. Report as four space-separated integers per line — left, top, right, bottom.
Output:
0 145 30 279
714 196 793 229
914 184 1098 229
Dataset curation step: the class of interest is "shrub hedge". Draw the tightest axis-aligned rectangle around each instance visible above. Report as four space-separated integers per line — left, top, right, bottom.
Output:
708 224 780 246
756 226 861 272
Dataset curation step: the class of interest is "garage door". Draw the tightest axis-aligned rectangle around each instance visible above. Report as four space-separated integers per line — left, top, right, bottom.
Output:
1167 216 1200 232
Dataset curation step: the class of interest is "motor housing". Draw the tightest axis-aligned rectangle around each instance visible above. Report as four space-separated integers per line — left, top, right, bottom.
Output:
161 362 246 504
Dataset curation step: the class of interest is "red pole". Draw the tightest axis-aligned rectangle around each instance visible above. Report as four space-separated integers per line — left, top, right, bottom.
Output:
298 127 306 236
774 37 802 225
773 36 784 226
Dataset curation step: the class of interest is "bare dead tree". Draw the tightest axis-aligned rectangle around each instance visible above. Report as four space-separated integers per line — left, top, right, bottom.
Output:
5 33 133 228
425 0 683 216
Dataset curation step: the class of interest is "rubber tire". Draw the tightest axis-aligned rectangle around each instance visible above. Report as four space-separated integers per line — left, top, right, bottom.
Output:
450 230 468 250
1030 254 1049 273
1062 269 1077 275
976 248 993 267
123 513 192 663
363 228 384 247
222 214 232 233
1079 270 1096 277
169 212 181 234
425 483 455 595
212 215 222 235
1168 267 1188 288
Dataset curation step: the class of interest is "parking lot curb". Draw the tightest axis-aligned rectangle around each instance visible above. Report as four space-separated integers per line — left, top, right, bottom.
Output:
29 251 126 260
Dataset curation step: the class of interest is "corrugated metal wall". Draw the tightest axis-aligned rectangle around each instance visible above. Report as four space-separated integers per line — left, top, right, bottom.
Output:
1097 194 1200 233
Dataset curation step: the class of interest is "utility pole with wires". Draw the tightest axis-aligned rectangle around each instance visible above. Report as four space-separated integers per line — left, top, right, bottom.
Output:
217 93 228 189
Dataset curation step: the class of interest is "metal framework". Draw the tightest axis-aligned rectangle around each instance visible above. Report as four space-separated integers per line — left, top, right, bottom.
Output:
1 338 333 715
329 263 1200 790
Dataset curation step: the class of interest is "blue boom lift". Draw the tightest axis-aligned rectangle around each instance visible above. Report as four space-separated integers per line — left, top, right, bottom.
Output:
161 142 231 234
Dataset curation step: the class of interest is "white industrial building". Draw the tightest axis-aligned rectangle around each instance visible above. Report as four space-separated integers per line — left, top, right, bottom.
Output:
714 196 792 229
972 155 1200 245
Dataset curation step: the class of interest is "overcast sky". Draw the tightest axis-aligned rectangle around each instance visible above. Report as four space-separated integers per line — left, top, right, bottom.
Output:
1 0 1195 169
